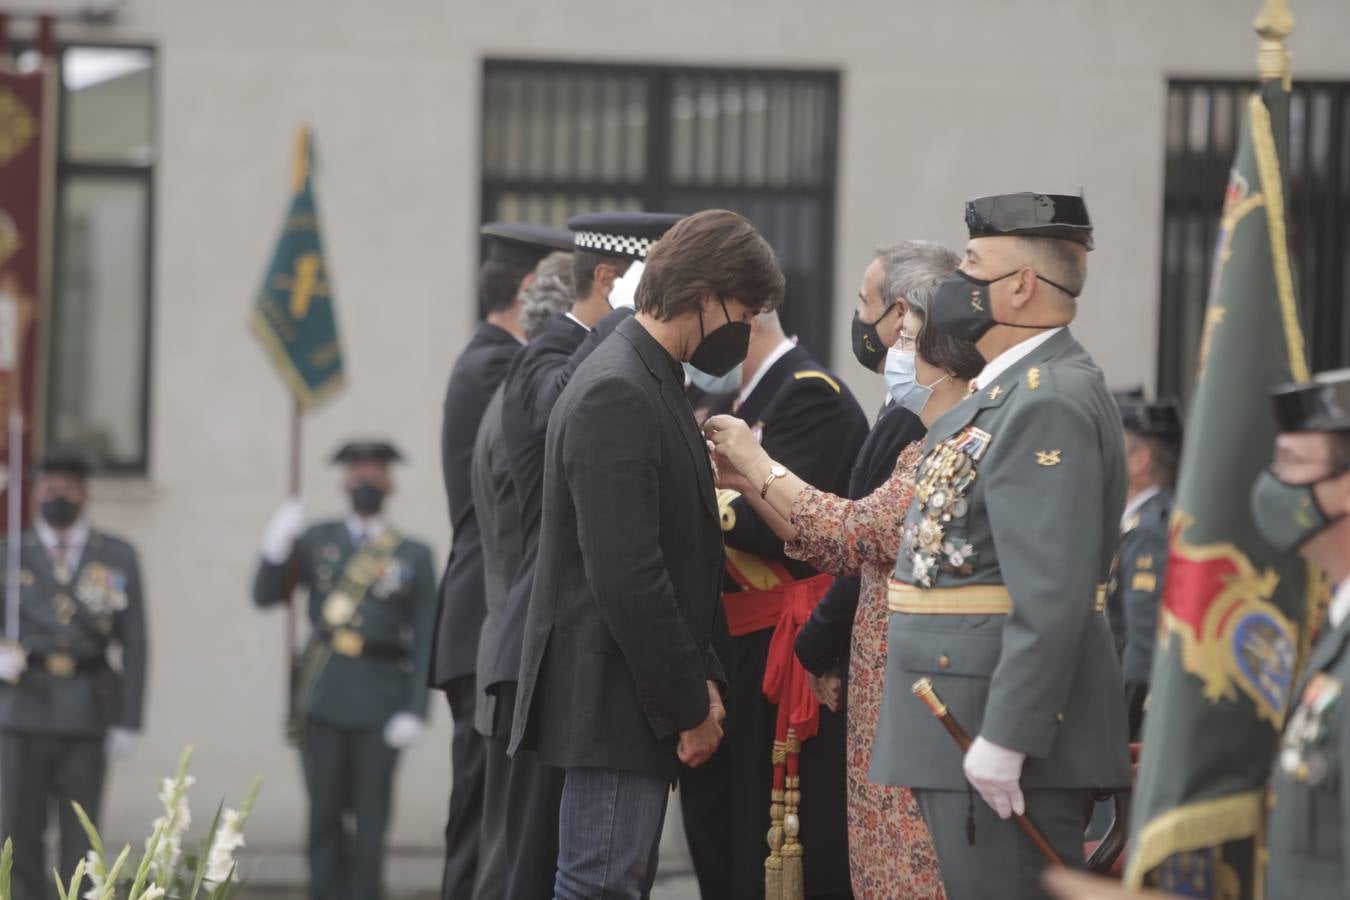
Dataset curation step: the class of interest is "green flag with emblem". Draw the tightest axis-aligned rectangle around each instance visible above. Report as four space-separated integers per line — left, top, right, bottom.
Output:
250 125 345 406
1124 4 1323 896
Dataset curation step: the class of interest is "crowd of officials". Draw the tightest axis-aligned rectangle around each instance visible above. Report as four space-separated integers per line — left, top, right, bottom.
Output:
1 189 1348 900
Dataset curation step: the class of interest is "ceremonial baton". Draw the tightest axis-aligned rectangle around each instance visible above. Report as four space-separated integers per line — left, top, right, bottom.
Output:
912 677 1064 866
0 289 21 646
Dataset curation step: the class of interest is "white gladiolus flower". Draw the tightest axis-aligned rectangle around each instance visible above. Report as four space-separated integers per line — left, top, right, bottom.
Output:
137 885 167 900
203 808 247 889
81 850 106 900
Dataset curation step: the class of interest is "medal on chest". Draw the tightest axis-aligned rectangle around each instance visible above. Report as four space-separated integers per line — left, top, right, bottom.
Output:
904 426 991 588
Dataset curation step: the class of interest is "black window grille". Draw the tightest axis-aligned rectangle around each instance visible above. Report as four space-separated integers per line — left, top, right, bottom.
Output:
1158 79 1350 401
480 59 841 365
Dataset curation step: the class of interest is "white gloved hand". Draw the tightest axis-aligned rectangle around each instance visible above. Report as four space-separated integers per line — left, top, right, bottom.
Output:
261 497 306 564
105 727 138 759
607 260 644 309
963 735 1027 820
0 644 26 684
383 713 425 750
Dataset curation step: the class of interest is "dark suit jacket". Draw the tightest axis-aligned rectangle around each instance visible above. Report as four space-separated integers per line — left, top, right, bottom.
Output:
510 315 726 782
429 321 522 689
470 387 524 737
794 401 927 676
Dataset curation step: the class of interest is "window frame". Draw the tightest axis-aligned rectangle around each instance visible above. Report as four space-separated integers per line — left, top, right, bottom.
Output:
44 40 158 476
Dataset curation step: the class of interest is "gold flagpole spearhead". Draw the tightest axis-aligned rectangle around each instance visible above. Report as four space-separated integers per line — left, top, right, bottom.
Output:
1253 0 1295 89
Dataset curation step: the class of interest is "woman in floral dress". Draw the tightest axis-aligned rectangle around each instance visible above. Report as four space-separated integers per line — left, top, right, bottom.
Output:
705 304 984 898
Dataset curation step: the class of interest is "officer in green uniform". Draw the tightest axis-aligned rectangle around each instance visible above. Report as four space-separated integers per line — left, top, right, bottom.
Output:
1251 370 1350 898
871 192 1132 899
0 447 147 900
253 441 437 900
1107 394 1181 740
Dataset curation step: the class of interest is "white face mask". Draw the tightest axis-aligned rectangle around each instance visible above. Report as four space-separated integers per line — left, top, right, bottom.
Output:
884 346 948 416
684 362 743 395
608 259 644 310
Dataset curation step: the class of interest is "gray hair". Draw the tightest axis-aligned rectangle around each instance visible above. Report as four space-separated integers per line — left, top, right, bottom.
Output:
876 240 961 317
520 251 575 340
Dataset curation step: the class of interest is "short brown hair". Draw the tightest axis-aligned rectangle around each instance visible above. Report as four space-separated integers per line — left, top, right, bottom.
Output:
914 306 985 383
635 210 784 321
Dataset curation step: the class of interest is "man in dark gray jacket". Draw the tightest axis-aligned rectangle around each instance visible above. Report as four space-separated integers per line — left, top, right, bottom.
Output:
511 210 784 898
0 447 147 900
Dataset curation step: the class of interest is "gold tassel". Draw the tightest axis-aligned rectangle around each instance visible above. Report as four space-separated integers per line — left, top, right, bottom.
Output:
781 743 805 900
765 786 785 898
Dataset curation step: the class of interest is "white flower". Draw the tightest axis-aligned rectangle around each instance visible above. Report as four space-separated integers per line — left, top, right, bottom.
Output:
82 850 106 900
203 808 247 889
137 886 167 900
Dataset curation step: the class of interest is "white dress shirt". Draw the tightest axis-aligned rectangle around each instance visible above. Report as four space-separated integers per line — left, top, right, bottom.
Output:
1120 485 1162 530
36 517 91 574
972 327 1063 391
736 337 796 409
1330 578 1350 629
565 312 592 333
347 516 387 547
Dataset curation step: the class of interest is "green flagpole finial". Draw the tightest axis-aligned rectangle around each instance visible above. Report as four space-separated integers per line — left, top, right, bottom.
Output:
1254 0 1295 88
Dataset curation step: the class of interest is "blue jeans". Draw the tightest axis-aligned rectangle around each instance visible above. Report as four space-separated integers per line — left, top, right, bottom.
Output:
554 766 670 900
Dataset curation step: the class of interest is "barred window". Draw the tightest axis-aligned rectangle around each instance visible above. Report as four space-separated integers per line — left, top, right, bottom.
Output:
480 60 841 365
1158 80 1350 401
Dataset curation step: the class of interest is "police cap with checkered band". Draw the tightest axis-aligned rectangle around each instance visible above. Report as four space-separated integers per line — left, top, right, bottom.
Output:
566 212 686 261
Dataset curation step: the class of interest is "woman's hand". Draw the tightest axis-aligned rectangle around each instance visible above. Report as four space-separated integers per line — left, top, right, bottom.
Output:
703 415 768 475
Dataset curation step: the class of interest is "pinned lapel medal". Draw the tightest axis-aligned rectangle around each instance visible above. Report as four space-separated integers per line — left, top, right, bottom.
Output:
1279 673 1342 784
1036 449 1062 467
988 385 1003 401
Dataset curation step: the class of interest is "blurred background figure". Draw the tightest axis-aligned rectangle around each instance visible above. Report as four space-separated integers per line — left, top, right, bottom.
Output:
253 441 437 900
0 447 147 900
429 221 572 899
1107 392 1182 741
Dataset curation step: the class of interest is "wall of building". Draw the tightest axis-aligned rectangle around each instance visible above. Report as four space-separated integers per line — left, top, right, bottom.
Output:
20 0 1347 864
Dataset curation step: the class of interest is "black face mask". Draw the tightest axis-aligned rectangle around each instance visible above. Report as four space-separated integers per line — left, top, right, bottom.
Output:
688 297 751 377
851 302 900 372
929 269 1079 344
349 484 387 517
41 496 82 529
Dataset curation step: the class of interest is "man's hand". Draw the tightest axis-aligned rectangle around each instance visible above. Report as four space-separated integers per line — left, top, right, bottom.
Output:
808 670 843 714
963 735 1027 819
678 681 726 768
383 713 426 750
0 643 26 684
106 727 138 759
261 497 306 564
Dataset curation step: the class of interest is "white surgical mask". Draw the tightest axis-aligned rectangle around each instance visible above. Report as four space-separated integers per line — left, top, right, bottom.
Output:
608 259 644 310
684 362 743 395
884 346 948 416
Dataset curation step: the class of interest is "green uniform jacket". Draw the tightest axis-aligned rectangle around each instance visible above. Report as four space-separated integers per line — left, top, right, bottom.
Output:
1266 609 1350 898
0 529 148 737
253 520 437 730
872 328 1133 791
1107 488 1171 739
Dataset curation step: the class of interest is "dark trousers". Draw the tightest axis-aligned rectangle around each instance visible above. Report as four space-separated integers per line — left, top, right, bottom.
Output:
915 787 1088 900
555 767 668 900
473 684 562 900
300 718 400 900
441 676 486 900
0 731 106 900
681 627 852 900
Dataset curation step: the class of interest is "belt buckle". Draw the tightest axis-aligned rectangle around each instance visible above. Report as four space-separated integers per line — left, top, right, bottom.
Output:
46 652 76 678
332 628 364 658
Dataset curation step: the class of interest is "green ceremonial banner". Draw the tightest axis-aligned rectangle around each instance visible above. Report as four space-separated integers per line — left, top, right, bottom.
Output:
1123 70 1321 900
251 126 345 407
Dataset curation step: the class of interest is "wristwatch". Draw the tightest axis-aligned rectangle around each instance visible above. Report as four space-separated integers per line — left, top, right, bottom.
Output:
759 462 787 499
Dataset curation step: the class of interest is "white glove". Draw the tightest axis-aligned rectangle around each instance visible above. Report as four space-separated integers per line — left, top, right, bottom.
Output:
261 497 306 564
106 727 138 759
382 713 425 750
0 644 26 684
963 735 1026 820
607 260 644 309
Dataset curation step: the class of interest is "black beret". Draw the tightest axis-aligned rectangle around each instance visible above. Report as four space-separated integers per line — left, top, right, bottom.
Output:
33 446 95 479
965 192 1094 251
567 212 685 261
481 222 574 268
331 441 404 465
1118 399 1184 439
1270 369 1350 433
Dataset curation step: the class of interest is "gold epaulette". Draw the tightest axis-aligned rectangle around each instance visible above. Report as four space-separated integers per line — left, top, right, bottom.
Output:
792 370 841 393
